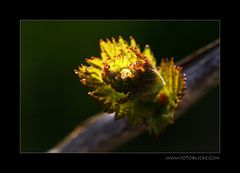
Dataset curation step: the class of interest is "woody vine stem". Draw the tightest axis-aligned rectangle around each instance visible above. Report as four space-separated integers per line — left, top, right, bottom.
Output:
49 38 219 153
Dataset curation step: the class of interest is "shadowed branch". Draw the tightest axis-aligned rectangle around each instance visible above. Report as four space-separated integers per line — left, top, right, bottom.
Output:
48 39 220 153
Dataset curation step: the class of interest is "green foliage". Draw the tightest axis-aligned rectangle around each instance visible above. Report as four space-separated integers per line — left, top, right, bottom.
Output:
75 36 186 135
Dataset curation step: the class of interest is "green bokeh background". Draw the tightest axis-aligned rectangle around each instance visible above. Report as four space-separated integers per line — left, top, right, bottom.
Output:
20 20 220 152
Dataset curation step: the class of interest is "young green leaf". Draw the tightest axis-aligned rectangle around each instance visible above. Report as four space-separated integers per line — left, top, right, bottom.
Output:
75 36 186 136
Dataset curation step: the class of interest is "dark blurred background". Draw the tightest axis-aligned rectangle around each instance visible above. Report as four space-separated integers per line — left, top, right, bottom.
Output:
20 20 219 152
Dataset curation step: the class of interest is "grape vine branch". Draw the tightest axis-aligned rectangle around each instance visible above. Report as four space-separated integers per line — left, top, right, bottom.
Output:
48 39 220 153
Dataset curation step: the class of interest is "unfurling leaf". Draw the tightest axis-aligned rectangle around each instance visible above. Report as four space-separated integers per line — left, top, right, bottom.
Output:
75 36 186 136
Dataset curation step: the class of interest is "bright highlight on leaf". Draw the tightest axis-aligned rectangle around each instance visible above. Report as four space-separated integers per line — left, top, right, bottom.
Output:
74 36 186 135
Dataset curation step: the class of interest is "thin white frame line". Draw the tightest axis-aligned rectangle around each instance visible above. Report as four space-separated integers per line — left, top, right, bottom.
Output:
19 20 221 154
19 19 221 22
